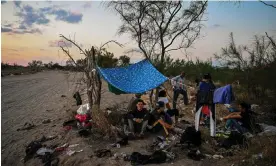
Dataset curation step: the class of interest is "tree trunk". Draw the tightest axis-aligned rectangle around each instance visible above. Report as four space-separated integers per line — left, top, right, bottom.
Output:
91 46 102 110
155 88 159 105
95 73 102 107
149 89 154 109
87 77 93 111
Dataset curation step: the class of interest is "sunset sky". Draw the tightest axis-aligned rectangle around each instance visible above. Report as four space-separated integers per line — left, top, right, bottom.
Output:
1 1 276 66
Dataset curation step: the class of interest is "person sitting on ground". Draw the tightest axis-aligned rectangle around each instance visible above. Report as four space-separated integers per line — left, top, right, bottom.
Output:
158 88 180 124
127 94 142 111
123 94 143 135
148 101 174 137
222 102 254 133
126 99 149 138
224 104 238 113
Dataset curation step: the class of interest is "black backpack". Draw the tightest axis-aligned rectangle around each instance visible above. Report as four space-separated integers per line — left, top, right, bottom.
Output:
180 127 202 147
130 150 167 165
220 131 247 149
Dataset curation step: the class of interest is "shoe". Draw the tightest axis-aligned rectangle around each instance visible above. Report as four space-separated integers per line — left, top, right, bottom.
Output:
147 125 153 130
138 133 144 139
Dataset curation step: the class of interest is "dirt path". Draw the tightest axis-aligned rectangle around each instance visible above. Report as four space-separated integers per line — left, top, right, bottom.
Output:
1 71 132 166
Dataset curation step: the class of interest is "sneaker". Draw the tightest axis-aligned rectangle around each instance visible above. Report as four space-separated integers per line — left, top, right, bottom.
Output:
138 133 145 139
147 125 153 130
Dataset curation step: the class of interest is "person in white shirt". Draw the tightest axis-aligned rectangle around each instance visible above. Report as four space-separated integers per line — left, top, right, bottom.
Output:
171 72 188 109
158 88 180 124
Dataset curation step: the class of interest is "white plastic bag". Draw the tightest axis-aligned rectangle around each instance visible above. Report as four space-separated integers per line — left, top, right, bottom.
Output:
77 103 90 115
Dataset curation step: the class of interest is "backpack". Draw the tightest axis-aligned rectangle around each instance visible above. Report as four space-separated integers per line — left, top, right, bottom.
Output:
130 150 167 165
220 131 247 149
180 127 202 147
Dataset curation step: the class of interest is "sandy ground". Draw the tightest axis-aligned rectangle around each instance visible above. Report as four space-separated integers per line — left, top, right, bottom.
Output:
1 71 235 166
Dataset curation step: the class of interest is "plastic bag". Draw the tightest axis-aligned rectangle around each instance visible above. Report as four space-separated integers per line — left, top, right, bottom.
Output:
77 104 90 115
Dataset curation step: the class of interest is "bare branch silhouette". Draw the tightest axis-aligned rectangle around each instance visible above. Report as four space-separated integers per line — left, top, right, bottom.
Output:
259 0 276 9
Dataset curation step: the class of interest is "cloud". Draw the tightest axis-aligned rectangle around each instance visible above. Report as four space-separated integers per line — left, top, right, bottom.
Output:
1 0 7 4
4 3 83 35
16 5 50 27
211 24 221 28
5 24 13 27
49 40 72 48
15 5 83 29
2 48 20 52
14 1 22 8
83 2 92 9
1 27 13 32
1 26 42 34
13 28 42 34
50 9 83 23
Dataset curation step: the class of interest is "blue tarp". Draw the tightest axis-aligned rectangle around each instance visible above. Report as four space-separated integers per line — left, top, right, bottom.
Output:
97 59 168 94
213 84 235 104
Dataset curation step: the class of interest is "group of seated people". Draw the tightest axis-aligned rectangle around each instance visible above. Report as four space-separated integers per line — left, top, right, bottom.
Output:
123 72 255 139
123 89 179 138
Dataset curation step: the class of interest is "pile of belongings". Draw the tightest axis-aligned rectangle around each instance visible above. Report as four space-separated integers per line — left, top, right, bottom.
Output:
150 136 170 151
217 131 248 149
180 126 202 148
24 136 59 166
257 123 276 136
125 150 175 165
75 104 92 136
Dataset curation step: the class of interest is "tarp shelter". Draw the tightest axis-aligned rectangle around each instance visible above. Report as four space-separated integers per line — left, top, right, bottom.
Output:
97 59 168 94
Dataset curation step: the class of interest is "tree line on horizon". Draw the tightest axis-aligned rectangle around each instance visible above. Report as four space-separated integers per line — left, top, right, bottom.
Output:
2 30 276 105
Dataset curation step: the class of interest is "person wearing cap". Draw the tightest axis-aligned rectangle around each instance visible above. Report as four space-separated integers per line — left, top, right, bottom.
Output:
126 99 149 138
171 72 188 109
148 101 173 136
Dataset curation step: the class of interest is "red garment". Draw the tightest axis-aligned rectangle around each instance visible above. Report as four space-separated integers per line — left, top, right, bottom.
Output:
75 114 88 123
202 105 210 116
75 114 92 128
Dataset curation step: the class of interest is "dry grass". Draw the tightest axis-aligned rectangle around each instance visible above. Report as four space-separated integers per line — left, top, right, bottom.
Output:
235 135 276 166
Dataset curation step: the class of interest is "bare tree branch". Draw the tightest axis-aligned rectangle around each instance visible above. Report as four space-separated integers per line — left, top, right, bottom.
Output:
259 0 276 9
59 34 86 55
99 40 124 51
266 32 276 49
164 1 208 50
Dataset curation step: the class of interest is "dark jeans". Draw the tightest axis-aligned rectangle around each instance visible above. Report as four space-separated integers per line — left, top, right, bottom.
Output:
166 108 179 117
173 89 188 109
226 119 249 134
123 112 149 134
128 119 148 134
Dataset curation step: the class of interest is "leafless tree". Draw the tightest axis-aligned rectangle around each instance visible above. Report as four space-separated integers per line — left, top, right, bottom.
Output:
59 34 123 111
214 32 276 98
107 1 207 105
107 1 208 71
